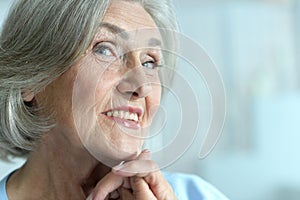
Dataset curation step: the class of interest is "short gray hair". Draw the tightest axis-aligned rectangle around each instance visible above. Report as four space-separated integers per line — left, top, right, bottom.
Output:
0 0 178 159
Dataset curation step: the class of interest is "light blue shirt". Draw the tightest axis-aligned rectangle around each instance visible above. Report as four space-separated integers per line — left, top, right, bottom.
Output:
0 171 229 200
0 173 9 200
163 172 229 200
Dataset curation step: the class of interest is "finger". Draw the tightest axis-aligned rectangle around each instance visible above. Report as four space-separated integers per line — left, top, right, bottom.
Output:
143 172 177 200
130 177 157 199
87 172 123 200
118 187 133 199
112 160 159 177
109 190 120 199
122 177 131 189
137 149 151 160
112 149 156 177
143 170 165 186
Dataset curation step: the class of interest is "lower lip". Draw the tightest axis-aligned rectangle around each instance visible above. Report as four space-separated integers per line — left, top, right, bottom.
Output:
104 115 141 130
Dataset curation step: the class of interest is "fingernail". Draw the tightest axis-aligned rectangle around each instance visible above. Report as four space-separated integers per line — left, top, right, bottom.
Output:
113 161 125 171
142 149 151 160
86 192 93 200
142 149 151 153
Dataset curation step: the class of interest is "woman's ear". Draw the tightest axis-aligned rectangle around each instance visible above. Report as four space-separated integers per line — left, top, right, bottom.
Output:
22 90 35 103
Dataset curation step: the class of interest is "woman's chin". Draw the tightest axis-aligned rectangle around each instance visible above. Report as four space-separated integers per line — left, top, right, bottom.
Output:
112 146 142 161
89 144 142 167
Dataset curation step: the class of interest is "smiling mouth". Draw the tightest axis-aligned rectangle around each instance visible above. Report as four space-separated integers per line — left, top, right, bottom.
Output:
101 106 143 130
106 110 139 122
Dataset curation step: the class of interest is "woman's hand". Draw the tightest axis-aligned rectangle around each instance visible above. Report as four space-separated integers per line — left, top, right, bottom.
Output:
87 150 177 200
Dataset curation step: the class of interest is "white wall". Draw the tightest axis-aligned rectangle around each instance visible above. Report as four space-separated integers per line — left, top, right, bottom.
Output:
0 0 21 180
0 0 12 30
170 2 300 200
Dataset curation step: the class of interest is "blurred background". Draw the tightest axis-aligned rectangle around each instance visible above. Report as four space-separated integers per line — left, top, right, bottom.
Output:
1 0 300 199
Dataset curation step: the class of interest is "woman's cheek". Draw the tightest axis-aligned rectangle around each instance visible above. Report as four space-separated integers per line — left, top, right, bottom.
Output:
142 86 161 128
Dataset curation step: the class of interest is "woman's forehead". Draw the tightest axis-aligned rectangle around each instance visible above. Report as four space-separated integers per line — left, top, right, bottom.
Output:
101 1 159 33
94 24 162 51
92 1 162 49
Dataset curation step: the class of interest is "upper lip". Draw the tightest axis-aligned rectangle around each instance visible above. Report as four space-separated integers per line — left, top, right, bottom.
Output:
102 106 144 118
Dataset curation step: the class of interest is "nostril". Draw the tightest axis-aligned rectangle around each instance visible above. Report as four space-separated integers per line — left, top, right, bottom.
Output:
132 91 139 97
117 79 152 99
125 91 139 98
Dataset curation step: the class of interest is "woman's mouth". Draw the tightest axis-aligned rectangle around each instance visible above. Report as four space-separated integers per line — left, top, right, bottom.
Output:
107 111 139 122
101 106 143 130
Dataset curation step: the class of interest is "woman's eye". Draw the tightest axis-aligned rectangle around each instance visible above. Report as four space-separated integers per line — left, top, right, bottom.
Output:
97 46 113 56
92 42 116 58
141 52 162 70
142 60 158 69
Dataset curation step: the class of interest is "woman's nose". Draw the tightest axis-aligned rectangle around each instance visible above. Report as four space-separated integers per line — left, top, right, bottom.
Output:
116 51 153 100
116 66 152 100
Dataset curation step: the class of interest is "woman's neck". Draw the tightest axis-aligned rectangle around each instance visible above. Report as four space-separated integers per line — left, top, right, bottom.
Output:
6 130 111 200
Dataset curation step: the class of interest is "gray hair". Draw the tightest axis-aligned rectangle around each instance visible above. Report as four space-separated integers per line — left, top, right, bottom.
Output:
0 0 178 159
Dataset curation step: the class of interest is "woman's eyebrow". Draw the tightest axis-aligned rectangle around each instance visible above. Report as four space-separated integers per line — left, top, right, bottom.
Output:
99 22 129 39
148 38 161 47
99 22 162 47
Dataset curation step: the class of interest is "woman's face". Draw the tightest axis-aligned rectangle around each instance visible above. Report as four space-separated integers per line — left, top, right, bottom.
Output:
36 0 162 165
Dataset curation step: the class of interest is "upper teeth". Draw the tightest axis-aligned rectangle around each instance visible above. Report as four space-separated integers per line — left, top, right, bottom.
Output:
106 111 139 122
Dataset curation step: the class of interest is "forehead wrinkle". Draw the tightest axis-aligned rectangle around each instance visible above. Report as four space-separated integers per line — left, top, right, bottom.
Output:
99 22 129 40
103 1 158 30
100 1 162 49
97 23 161 49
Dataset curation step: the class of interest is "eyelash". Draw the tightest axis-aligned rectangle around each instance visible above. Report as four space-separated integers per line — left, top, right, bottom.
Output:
93 42 118 58
92 42 162 69
142 57 162 70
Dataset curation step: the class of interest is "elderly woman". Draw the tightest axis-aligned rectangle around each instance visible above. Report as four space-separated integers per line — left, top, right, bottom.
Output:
0 0 229 199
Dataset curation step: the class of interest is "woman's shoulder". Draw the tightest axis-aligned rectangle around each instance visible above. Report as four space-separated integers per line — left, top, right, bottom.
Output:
163 171 229 200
